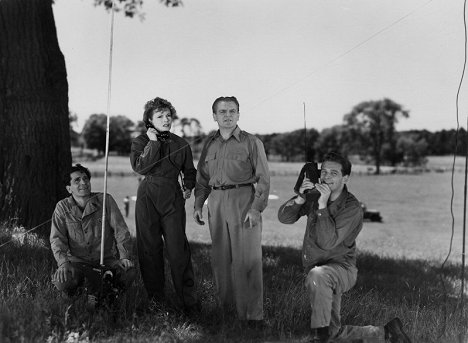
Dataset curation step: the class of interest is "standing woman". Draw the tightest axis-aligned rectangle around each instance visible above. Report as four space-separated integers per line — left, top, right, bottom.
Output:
130 97 199 313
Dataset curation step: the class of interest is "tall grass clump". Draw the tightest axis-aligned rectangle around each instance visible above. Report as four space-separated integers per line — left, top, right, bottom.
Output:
1 223 467 342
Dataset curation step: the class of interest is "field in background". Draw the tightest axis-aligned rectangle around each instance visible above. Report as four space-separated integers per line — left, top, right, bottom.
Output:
81 155 467 264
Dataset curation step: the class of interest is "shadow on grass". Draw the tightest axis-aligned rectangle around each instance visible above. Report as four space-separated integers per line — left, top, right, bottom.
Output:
0 231 466 343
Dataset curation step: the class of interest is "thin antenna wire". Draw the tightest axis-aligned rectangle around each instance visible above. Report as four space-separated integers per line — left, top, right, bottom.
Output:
303 102 307 161
100 0 116 266
249 1 434 113
439 0 467 339
462 115 468 315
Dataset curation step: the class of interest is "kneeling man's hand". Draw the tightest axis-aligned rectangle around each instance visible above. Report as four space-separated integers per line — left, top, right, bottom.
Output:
116 258 134 270
54 262 76 283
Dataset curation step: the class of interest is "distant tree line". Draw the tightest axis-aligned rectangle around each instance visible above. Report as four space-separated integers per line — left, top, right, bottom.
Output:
257 128 467 161
71 113 206 156
71 98 467 174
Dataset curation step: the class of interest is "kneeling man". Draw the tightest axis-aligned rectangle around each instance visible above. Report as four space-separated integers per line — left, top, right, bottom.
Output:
278 152 411 343
50 164 136 309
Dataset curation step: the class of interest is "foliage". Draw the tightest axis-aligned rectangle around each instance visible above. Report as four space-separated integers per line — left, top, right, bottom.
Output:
255 133 279 158
81 114 107 155
343 98 409 174
69 111 81 147
395 134 428 167
314 125 353 160
81 114 135 155
110 115 135 154
94 0 183 19
265 129 319 162
406 128 467 156
176 117 203 138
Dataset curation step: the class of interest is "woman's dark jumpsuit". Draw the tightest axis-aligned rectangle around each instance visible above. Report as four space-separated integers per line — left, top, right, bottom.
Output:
130 132 197 308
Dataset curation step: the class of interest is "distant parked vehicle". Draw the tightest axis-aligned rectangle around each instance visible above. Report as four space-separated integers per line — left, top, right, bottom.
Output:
360 202 383 222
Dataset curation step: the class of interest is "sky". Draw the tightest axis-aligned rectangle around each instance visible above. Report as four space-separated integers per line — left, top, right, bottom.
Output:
53 0 467 135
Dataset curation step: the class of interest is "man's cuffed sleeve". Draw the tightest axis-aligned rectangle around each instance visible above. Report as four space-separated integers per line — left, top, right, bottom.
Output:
194 153 212 210
277 196 304 224
250 138 270 212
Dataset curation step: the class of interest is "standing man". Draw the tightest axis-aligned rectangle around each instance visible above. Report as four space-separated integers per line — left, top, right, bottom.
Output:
50 164 136 310
193 96 270 324
278 152 411 343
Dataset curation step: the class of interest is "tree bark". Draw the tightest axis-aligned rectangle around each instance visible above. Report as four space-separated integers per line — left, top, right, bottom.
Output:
0 0 71 235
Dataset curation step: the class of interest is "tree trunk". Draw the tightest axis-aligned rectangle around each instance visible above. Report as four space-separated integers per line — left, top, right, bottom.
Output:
0 0 71 235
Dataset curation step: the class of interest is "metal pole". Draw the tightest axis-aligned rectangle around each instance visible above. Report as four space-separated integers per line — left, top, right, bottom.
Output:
303 102 307 161
100 0 116 267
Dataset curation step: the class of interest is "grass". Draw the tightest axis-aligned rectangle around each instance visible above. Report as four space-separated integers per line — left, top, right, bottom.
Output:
1 155 468 342
1 225 467 342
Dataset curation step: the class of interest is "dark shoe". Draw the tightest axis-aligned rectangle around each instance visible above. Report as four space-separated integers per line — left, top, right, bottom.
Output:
309 327 329 343
240 320 266 339
183 301 202 317
384 318 412 343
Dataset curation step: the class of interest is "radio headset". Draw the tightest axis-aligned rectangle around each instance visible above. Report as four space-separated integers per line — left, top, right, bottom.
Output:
145 122 170 142
145 120 187 191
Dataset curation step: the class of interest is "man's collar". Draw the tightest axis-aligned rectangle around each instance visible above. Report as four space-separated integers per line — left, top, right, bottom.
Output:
328 185 349 209
215 126 241 142
66 193 99 218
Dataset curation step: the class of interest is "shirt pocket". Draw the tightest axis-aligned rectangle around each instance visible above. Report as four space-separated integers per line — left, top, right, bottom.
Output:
205 153 217 175
225 151 252 182
66 220 84 247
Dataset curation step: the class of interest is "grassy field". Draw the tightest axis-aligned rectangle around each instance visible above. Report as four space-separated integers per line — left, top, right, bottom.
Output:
86 156 467 262
1 155 467 342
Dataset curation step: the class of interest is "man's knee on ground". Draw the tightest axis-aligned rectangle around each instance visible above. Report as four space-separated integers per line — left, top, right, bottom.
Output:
52 273 80 293
305 266 330 292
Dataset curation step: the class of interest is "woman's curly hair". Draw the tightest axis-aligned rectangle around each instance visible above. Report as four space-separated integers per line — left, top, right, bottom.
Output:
142 97 178 126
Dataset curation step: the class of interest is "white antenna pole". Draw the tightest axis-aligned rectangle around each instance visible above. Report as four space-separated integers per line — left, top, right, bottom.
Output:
100 0 116 267
303 102 307 161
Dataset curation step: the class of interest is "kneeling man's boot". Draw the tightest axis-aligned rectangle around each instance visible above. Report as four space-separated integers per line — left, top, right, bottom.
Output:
384 317 412 343
309 326 329 343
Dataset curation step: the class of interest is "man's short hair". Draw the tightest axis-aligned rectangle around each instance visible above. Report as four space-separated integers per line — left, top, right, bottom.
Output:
65 164 91 186
142 97 177 126
322 152 352 176
212 96 240 113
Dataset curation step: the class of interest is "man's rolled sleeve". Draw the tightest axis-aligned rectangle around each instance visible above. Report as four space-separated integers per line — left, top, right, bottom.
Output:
250 139 270 212
194 159 211 211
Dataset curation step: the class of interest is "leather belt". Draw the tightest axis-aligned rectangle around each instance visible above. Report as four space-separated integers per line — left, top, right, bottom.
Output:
212 183 253 190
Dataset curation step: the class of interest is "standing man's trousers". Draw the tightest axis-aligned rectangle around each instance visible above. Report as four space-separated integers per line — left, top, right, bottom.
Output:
136 178 197 307
207 186 263 320
306 263 386 342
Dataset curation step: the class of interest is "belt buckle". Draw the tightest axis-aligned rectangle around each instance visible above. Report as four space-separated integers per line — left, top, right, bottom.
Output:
220 185 227 190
